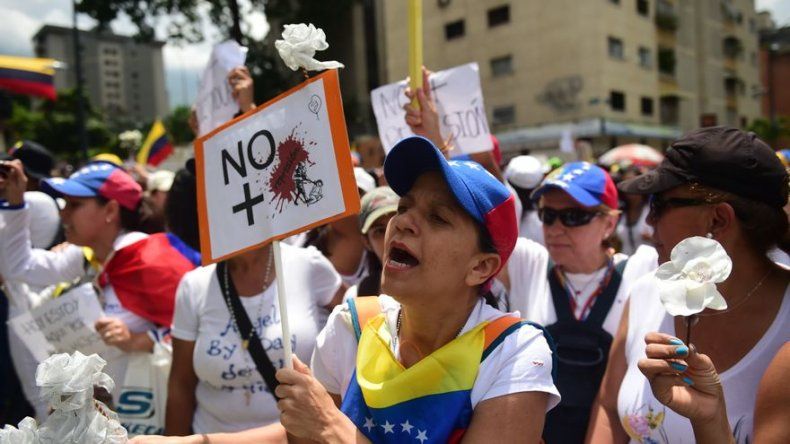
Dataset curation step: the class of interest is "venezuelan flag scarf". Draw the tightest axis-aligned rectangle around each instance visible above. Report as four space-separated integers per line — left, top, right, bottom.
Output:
340 313 523 444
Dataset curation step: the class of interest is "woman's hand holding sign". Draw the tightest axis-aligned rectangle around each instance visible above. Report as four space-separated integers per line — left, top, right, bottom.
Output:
403 67 447 153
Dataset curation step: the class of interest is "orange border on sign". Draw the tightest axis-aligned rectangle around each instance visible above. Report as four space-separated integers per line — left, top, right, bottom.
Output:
194 69 359 265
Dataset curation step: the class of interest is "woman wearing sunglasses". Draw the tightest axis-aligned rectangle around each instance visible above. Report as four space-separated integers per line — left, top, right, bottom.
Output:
586 127 789 444
499 161 659 443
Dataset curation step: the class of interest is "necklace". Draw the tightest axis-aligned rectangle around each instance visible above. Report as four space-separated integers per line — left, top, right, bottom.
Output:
698 268 773 317
220 249 274 405
395 304 469 361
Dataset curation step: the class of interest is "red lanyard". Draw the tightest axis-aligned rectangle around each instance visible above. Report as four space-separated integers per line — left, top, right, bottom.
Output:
554 259 615 321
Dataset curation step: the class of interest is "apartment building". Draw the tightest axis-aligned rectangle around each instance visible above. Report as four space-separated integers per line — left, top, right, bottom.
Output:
365 0 762 153
32 25 169 123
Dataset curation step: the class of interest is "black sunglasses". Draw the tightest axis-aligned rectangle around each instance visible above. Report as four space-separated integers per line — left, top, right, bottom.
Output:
648 195 710 219
538 207 602 227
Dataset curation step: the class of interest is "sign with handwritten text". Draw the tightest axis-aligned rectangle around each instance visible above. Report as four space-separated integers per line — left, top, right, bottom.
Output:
370 62 492 155
195 40 247 136
194 69 359 264
8 284 122 362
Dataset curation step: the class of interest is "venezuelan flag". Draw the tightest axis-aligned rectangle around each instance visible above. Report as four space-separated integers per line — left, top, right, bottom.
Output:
340 313 524 444
137 120 173 166
0 55 58 100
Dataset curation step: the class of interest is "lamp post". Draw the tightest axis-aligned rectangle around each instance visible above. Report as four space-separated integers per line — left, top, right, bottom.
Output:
72 0 89 160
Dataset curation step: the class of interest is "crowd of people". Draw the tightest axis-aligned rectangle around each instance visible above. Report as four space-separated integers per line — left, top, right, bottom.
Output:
0 64 787 444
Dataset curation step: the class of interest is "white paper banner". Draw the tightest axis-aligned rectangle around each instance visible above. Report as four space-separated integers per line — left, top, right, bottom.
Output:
8 284 122 363
370 62 492 155
196 70 358 263
195 40 248 136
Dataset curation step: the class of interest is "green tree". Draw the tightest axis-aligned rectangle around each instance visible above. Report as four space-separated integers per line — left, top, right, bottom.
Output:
164 105 194 145
748 117 790 148
76 0 357 106
7 89 115 161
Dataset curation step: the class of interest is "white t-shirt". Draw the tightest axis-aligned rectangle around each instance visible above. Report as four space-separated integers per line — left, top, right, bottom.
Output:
616 205 653 256
311 295 561 416
171 244 342 434
506 238 658 336
617 275 790 444
519 209 545 245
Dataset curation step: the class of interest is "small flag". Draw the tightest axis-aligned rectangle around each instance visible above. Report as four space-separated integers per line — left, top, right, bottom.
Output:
0 55 58 100
137 120 173 166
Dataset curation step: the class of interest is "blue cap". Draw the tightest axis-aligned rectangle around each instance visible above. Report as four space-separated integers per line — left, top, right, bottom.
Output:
383 136 517 273
531 161 619 209
41 162 143 210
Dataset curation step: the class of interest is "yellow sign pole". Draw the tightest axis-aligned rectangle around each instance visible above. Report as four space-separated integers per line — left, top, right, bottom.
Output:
408 0 423 109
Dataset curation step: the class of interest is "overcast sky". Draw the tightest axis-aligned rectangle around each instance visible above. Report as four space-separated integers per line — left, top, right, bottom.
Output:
0 0 788 109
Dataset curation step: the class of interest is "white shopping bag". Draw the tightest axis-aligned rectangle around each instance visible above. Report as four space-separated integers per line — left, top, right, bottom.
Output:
116 339 172 437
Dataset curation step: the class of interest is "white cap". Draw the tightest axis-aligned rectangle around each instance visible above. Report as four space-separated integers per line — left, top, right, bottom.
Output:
147 170 175 193
354 167 376 194
504 156 545 189
24 191 61 249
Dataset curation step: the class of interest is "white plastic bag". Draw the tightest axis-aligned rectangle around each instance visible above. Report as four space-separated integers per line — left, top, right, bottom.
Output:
0 351 129 443
116 340 172 437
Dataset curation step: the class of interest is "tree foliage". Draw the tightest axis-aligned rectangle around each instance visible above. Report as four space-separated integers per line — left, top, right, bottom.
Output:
76 0 358 106
7 89 115 161
748 117 790 148
164 105 194 145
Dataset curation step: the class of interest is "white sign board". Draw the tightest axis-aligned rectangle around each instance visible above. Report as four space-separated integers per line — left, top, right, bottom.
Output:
371 62 492 156
8 284 122 362
195 69 359 264
195 40 248 136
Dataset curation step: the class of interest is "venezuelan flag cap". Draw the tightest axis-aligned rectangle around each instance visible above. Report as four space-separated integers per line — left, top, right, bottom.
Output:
532 161 618 209
383 136 517 273
41 162 142 210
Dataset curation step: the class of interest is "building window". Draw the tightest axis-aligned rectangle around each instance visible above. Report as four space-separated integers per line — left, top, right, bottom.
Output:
608 36 624 59
610 0 620 4
610 91 626 111
641 97 654 116
487 5 510 28
658 47 675 75
490 55 513 77
637 0 649 16
638 46 652 68
445 20 465 40
492 105 515 126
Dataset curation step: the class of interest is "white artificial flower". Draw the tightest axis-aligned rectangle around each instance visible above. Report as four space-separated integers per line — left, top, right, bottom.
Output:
275 23 345 72
655 236 732 316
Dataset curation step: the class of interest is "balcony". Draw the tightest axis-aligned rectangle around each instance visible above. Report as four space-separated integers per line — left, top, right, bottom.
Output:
722 36 743 59
660 95 680 126
655 10 678 31
658 47 676 77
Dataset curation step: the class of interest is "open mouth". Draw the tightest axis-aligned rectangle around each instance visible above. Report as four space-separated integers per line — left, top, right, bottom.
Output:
386 242 420 270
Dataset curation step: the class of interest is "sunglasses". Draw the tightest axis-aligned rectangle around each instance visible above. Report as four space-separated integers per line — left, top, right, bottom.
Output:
648 195 710 219
538 207 603 227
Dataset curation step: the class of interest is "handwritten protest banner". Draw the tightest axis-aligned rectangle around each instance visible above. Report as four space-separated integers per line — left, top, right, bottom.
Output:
8 284 121 362
194 69 359 264
195 40 248 136
371 62 492 155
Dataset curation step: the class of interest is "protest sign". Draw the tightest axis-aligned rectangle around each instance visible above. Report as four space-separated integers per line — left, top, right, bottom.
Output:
8 284 121 362
371 62 492 155
194 69 359 264
195 40 248 136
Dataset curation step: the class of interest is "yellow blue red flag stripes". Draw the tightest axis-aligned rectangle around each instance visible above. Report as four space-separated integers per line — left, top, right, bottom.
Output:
137 120 173 166
340 314 524 443
0 55 57 100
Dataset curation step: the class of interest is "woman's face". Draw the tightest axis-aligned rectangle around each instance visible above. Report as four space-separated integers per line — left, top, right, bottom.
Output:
381 172 495 304
647 187 712 263
540 189 618 268
60 196 111 246
364 213 394 262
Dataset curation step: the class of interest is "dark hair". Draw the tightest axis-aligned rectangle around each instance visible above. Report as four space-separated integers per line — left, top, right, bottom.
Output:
164 168 201 252
509 183 535 212
357 252 383 296
96 195 163 234
688 183 789 256
475 222 501 309
302 225 331 256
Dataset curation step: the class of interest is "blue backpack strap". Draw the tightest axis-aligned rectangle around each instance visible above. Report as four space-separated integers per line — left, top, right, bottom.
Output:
347 296 382 342
481 318 558 384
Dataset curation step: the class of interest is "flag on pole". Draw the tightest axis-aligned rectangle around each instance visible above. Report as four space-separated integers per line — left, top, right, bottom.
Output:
136 120 173 166
0 55 57 100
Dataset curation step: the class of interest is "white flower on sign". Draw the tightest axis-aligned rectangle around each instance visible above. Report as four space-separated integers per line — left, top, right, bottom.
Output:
275 23 345 72
655 236 732 316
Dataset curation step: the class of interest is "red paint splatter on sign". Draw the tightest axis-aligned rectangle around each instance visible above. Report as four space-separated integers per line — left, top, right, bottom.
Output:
268 128 312 212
